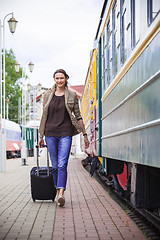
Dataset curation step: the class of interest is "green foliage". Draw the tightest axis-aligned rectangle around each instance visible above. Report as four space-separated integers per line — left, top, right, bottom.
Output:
2 49 23 123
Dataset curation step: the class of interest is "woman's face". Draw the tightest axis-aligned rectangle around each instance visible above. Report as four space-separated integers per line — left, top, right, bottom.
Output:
54 72 66 89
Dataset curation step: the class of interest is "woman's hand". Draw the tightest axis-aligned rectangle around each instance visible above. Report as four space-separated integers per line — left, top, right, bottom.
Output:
84 135 90 149
38 137 45 148
77 119 90 149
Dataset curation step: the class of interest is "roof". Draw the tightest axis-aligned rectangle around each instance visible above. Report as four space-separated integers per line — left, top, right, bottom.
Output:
68 85 84 98
1 119 21 132
26 120 40 128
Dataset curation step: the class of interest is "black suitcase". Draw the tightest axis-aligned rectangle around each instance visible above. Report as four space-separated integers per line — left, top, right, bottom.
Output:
30 145 57 202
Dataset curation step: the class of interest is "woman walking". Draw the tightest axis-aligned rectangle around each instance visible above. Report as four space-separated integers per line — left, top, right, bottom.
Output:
38 69 89 206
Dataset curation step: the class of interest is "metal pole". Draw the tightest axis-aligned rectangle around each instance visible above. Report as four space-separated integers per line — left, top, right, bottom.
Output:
6 100 8 119
24 77 26 126
33 86 37 162
22 69 24 126
18 97 21 124
28 90 31 121
0 13 16 172
21 68 27 165
2 13 13 134
1 14 9 172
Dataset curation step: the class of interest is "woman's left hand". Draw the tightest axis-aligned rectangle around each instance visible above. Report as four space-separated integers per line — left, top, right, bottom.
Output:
84 135 90 149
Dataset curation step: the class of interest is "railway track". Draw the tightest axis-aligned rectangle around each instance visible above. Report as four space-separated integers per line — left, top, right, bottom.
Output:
82 160 160 240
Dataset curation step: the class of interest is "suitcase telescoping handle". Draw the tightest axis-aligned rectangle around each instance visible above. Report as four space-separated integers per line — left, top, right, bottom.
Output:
35 145 50 176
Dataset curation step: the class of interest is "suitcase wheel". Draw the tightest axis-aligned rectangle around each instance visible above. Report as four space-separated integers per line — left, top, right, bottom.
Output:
52 199 55 202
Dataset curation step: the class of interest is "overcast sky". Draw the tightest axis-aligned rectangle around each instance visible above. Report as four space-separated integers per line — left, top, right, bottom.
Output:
0 0 104 88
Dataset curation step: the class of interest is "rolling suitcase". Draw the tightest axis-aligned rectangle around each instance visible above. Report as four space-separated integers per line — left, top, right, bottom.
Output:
30 145 57 202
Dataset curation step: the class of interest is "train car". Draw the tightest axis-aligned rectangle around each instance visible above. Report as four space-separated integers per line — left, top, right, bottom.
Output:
0 119 39 159
20 126 34 157
81 0 160 209
25 120 39 157
80 49 97 157
4 119 21 158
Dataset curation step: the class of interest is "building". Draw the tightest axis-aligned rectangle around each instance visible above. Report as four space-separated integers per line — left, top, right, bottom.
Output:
26 83 47 123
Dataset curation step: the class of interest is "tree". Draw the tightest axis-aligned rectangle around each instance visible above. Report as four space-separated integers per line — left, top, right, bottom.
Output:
2 49 23 123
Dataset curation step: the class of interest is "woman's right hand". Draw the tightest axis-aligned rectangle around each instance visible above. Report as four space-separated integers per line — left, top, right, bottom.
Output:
84 135 90 149
38 137 45 148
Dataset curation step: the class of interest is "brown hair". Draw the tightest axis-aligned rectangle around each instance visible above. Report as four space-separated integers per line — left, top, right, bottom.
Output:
53 69 69 79
53 69 69 86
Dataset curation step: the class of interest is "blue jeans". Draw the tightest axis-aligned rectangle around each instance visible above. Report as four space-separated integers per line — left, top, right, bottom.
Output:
45 136 72 190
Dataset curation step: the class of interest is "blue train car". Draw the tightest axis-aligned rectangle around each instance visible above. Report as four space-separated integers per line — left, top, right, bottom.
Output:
1 119 21 158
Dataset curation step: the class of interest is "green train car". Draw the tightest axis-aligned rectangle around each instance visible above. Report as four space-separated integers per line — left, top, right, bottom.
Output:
21 126 39 157
81 0 160 209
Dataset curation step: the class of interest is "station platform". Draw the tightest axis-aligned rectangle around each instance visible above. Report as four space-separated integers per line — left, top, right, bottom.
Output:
0 154 147 240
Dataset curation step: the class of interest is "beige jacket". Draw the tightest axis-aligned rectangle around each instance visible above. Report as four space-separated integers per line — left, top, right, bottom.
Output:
39 85 83 136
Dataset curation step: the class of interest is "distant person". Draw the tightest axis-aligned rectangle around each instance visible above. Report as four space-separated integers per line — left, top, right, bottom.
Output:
38 69 89 206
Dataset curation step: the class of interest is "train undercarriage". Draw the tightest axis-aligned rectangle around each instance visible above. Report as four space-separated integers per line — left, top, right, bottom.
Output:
84 155 160 210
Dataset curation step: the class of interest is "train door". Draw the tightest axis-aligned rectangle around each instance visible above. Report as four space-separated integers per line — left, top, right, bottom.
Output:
96 39 102 157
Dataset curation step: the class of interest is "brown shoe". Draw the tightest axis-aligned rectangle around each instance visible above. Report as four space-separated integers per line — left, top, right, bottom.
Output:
58 194 65 206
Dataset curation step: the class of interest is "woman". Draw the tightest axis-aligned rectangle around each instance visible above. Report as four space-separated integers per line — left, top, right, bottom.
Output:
38 69 89 207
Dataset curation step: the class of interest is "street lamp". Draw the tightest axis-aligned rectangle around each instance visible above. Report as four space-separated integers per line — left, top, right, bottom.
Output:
27 83 31 91
8 17 18 34
15 61 34 165
37 83 42 91
14 61 20 73
0 13 18 172
28 61 34 73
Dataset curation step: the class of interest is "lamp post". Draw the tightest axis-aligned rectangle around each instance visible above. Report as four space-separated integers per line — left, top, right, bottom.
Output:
6 98 9 119
0 13 18 172
15 61 34 165
27 83 31 121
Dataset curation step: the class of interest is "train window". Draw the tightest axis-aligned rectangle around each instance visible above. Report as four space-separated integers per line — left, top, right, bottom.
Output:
120 0 125 64
116 1 121 73
6 129 9 140
148 0 160 25
102 32 106 92
124 1 132 58
96 53 99 102
7 129 12 140
131 0 140 49
131 0 135 48
112 0 122 77
106 19 111 86
112 1 117 77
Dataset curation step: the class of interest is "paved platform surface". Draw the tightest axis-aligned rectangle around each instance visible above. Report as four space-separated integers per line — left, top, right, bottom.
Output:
0 154 147 240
